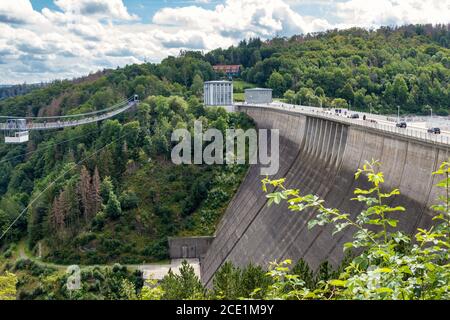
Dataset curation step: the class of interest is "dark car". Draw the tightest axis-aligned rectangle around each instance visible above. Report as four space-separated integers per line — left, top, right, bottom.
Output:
350 114 359 119
427 127 441 134
396 121 407 128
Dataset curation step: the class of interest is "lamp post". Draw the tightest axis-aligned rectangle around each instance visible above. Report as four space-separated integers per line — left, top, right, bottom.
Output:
425 105 433 127
425 105 432 117
397 105 400 123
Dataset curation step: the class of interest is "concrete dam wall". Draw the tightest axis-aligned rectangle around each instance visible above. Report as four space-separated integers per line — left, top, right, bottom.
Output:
201 105 449 286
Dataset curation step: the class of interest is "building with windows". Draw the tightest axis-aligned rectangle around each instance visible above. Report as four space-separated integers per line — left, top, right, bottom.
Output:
244 88 273 104
204 81 233 106
212 65 241 78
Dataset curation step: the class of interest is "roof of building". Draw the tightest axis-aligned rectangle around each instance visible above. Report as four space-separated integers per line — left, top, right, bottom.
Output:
245 87 273 91
204 80 233 84
213 65 241 72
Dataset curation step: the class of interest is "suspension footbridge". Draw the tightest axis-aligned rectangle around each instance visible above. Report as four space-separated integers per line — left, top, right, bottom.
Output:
0 95 139 143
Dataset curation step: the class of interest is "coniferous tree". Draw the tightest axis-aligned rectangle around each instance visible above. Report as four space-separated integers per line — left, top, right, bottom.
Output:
100 177 114 204
160 260 204 300
79 166 92 223
92 167 102 215
50 195 65 235
212 262 240 299
106 191 122 219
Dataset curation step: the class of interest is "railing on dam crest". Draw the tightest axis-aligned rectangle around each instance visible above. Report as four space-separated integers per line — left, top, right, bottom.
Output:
236 102 450 146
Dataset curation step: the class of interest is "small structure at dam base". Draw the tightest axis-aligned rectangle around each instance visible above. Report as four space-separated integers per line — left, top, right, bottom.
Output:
169 236 215 261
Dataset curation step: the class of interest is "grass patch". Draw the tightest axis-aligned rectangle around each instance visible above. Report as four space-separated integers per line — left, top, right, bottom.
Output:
234 92 245 101
233 80 256 93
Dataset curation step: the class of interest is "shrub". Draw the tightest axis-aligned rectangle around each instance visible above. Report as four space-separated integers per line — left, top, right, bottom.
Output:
142 239 168 260
261 159 450 300
119 191 139 210
160 260 204 300
106 191 122 219
91 212 106 231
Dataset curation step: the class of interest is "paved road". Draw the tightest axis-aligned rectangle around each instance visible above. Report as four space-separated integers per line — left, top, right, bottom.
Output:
272 102 450 134
139 259 201 280
241 102 450 145
15 240 200 280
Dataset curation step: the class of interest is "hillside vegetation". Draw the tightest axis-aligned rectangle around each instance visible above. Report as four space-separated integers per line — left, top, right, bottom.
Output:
0 24 449 300
2 160 447 300
0 60 253 265
207 24 450 115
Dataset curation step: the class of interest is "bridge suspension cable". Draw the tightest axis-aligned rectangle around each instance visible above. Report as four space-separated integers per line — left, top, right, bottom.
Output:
0 94 139 143
0 96 133 120
0 127 101 165
0 128 134 242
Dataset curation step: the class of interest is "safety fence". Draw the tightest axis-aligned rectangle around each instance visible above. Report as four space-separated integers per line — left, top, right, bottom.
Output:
238 103 450 146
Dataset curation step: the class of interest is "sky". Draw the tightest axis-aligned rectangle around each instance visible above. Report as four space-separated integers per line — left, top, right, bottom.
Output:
0 0 449 84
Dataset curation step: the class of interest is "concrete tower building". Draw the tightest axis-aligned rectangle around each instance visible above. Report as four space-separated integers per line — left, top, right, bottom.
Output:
204 81 233 106
245 88 273 104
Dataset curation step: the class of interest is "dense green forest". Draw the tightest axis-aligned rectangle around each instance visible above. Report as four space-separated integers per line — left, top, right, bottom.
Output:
2 25 448 118
0 24 449 300
0 58 253 265
206 24 450 115
2 159 448 300
0 83 48 101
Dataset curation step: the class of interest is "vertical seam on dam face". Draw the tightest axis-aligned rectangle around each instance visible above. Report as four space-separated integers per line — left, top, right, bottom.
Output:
201 106 449 286
320 127 373 263
205 110 303 282
301 122 355 264
202 107 308 286
319 123 349 259
413 145 439 233
279 119 341 263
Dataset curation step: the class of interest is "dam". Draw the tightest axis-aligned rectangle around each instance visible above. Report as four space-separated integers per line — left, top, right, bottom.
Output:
201 104 450 286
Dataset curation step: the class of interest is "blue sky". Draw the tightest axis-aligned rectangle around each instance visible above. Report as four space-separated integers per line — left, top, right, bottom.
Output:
30 0 339 23
30 0 224 21
0 0 448 84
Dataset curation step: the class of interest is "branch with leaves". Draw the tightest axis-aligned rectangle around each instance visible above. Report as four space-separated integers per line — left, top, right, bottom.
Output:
261 159 450 300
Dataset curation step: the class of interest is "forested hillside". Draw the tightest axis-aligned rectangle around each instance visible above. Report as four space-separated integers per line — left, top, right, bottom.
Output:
206 24 450 115
0 24 449 300
0 58 253 265
0 83 47 101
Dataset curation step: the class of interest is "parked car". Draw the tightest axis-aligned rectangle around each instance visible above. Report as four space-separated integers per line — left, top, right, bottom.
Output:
350 114 359 119
396 121 407 128
427 127 441 134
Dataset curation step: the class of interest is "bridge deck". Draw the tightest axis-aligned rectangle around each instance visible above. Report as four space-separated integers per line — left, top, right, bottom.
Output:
0 101 137 131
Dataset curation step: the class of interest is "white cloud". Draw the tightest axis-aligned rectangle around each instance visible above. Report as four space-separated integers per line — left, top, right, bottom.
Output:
54 0 138 21
150 0 333 59
336 0 450 28
0 0 448 84
153 0 331 38
0 0 45 25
